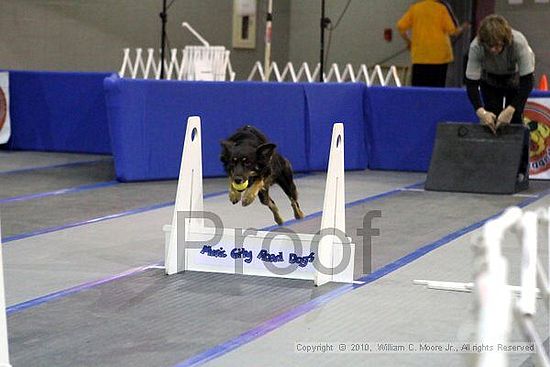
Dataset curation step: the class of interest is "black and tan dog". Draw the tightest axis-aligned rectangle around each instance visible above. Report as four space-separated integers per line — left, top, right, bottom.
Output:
220 125 304 225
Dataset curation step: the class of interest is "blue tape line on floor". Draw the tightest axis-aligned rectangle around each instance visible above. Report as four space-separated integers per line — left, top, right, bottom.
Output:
0 180 119 204
1 174 316 242
172 186 550 367
0 158 112 175
2 190 228 243
6 263 162 315
4 180 419 314
3 201 174 243
15 178 543 367
264 181 423 232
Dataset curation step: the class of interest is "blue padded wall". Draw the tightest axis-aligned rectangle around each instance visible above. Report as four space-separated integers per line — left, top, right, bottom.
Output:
104 75 308 181
530 90 550 99
364 86 478 171
303 83 367 171
9 71 112 154
7 71 538 181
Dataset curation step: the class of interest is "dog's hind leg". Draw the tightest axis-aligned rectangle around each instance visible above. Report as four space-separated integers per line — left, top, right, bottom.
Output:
258 189 284 225
276 172 304 220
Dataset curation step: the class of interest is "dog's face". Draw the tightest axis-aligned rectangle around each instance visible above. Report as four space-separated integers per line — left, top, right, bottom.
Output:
220 141 276 189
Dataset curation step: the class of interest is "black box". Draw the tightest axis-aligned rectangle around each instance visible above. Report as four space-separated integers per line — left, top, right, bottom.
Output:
425 122 529 194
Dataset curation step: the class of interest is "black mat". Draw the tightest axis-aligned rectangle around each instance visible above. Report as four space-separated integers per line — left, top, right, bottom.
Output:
1 178 228 239
286 180 550 276
0 160 116 200
8 269 340 367
6 179 550 367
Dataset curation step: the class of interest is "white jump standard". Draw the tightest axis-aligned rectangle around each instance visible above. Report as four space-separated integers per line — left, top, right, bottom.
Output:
164 116 355 286
414 206 550 367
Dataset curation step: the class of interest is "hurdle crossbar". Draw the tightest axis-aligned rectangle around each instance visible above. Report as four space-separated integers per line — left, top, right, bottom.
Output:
164 116 355 286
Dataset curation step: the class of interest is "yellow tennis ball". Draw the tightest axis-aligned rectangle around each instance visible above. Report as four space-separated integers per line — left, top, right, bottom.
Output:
232 180 248 191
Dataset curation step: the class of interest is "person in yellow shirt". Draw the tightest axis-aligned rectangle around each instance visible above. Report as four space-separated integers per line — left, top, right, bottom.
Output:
397 0 469 87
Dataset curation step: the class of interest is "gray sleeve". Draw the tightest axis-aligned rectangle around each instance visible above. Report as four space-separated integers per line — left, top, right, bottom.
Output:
513 31 535 76
465 39 482 80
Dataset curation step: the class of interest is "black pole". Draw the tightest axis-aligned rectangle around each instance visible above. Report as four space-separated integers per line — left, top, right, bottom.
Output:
319 0 326 82
159 0 168 79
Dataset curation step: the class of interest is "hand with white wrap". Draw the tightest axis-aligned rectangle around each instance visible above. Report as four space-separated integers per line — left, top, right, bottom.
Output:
476 107 497 135
496 105 516 130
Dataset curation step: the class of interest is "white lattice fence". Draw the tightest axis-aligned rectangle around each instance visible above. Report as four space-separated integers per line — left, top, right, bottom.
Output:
119 22 235 81
248 61 403 86
119 47 235 81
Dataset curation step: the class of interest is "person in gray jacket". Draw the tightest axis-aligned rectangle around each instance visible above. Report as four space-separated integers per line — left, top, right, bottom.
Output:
465 14 535 134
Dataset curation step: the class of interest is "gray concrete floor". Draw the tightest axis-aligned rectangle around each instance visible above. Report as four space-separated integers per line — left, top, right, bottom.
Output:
1 151 549 367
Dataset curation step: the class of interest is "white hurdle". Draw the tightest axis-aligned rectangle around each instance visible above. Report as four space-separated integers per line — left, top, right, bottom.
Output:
0 214 11 367
414 206 550 367
164 116 355 286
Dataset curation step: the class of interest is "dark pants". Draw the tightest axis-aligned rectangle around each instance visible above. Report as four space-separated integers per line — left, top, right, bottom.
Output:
411 64 448 88
480 82 524 125
480 81 529 176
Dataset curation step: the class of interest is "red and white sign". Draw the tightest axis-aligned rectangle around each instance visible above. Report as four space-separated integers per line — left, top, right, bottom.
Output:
0 72 10 144
526 97 550 179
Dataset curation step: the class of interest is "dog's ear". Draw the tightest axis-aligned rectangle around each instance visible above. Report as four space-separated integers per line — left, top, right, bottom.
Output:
220 140 234 163
256 143 276 162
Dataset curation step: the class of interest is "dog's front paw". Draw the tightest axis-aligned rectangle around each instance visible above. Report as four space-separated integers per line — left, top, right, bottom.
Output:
241 192 257 207
229 190 241 204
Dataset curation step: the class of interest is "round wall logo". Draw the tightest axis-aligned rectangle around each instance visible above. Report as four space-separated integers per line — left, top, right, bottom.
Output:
0 86 6 132
525 101 550 175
